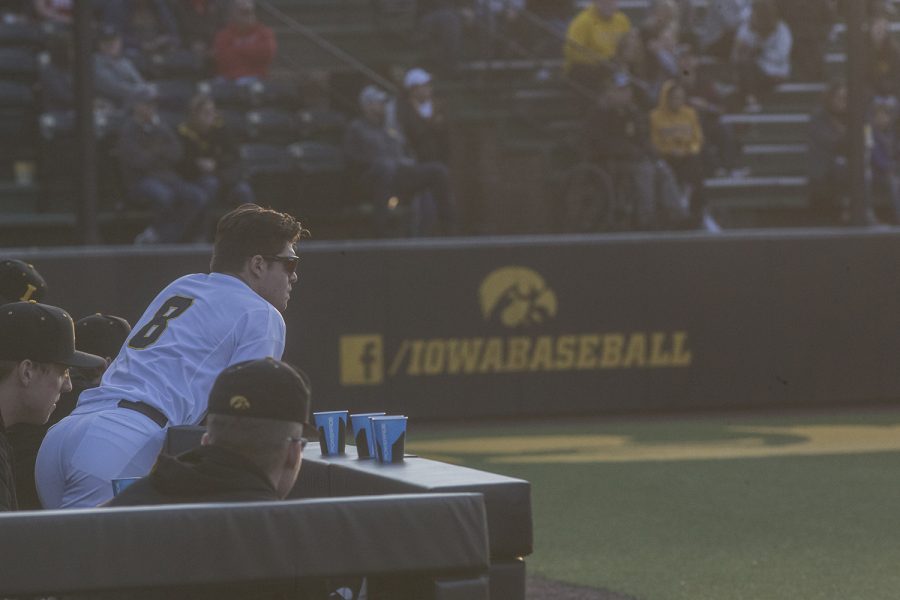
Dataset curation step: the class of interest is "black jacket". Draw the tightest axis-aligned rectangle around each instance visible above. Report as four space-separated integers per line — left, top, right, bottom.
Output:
587 101 654 163
106 445 280 506
0 416 17 511
7 370 97 510
396 96 450 164
176 120 243 184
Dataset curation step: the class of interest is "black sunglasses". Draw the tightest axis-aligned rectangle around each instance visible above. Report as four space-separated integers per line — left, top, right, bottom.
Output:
262 255 300 274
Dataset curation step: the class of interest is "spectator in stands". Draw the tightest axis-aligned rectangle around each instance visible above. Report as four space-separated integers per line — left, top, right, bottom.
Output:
610 30 652 107
102 0 181 58
0 259 46 305
177 93 255 207
650 80 716 230
867 13 900 101
391 68 450 164
645 21 683 101
586 72 684 229
692 0 750 60
106 357 310 506
0 302 104 511
776 0 835 81
388 68 452 236
213 0 276 84
40 32 74 112
343 85 457 237
564 0 632 89
639 0 679 44
807 79 850 223
678 50 745 177
94 25 155 109
8 313 131 510
870 97 900 223
117 89 210 244
731 0 792 112
32 0 70 23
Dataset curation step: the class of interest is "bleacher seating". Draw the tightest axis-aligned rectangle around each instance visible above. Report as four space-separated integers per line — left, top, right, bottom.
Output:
2 0 899 243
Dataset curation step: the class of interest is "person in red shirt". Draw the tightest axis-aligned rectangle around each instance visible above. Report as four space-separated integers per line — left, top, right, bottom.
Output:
213 0 276 83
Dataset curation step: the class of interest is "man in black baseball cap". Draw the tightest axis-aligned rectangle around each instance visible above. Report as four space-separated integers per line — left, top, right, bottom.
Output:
0 260 47 304
7 312 132 510
0 302 105 510
107 357 311 506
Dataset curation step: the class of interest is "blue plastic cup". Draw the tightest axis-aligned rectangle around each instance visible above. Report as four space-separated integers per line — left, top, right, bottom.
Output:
314 410 349 456
350 412 385 459
370 416 408 464
111 477 141 496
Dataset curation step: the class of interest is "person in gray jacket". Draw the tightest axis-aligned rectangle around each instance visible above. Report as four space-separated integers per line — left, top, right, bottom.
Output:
343 85 457 237
116 89 210 243
94 25 154 109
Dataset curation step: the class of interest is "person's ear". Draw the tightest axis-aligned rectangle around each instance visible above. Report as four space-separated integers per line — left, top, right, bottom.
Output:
247 255 266 279
200 432 210 446
17 360 35 387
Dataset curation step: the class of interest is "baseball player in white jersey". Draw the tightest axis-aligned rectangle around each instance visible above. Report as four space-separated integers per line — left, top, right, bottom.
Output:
36 204 305 508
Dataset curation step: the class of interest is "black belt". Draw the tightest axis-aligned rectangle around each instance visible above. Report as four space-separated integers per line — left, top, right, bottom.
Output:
118 400 168 428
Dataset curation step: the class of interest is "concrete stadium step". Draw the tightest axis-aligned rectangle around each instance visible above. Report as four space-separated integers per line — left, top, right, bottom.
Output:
723 113 810 144
739 143 807 176
705 175 807 210
539 112 809 146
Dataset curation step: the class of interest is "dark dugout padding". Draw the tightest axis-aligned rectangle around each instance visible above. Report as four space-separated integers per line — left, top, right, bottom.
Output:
325 447 533 560
0 494 489 596
164 427 532 599
164 427 533 559
16 229 900 418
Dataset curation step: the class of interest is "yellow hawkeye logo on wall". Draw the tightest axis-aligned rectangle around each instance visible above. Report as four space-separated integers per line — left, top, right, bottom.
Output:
339 266 692 386
479 266 557 327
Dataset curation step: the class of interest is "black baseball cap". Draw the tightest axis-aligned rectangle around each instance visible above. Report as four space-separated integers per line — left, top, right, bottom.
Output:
0 259 47 305
0 302 106 368
76 314 132 361
208 358 311 426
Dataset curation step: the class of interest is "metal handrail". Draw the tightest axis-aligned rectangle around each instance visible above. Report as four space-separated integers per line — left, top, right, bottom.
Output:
467 8 597 101
257 0 399 96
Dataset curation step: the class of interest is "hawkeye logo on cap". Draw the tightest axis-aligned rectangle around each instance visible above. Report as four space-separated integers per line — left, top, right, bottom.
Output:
479 266 558 328
229 395 251 410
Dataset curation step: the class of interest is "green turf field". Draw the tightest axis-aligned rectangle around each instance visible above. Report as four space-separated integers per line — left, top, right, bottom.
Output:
408 408 900 600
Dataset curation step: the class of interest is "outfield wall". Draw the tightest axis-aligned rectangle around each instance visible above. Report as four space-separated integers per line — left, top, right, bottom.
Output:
10 229 900 419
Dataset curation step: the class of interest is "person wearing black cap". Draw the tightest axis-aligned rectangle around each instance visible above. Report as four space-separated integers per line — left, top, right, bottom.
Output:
7 313 131 510
107 358 310 506
0 302 105 511
0 259 47 305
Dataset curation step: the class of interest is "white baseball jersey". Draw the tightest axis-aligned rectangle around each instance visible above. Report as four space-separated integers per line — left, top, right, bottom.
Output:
75 272 286 425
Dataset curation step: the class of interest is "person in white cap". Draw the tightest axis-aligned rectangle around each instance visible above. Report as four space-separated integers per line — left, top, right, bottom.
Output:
343 84 458 237
395 68 449 165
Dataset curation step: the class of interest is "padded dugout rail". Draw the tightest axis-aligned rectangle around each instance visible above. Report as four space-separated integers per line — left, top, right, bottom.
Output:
165 427 533 559
0 493 489 596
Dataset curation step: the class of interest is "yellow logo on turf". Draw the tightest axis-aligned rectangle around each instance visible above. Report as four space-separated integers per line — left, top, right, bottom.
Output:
479 267 558 328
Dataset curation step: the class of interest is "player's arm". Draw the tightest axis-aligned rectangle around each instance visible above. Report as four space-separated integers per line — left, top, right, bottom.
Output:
230 307 287 364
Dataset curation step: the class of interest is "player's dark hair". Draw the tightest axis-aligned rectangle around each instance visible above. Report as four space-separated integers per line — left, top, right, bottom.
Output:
210 204 305 273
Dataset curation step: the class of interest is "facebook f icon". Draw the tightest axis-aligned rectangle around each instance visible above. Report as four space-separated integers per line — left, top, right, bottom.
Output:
340 335 384 386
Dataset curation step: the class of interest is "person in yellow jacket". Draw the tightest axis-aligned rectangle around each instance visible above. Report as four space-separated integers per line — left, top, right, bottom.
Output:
651 80 718 230
564 0 632 86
